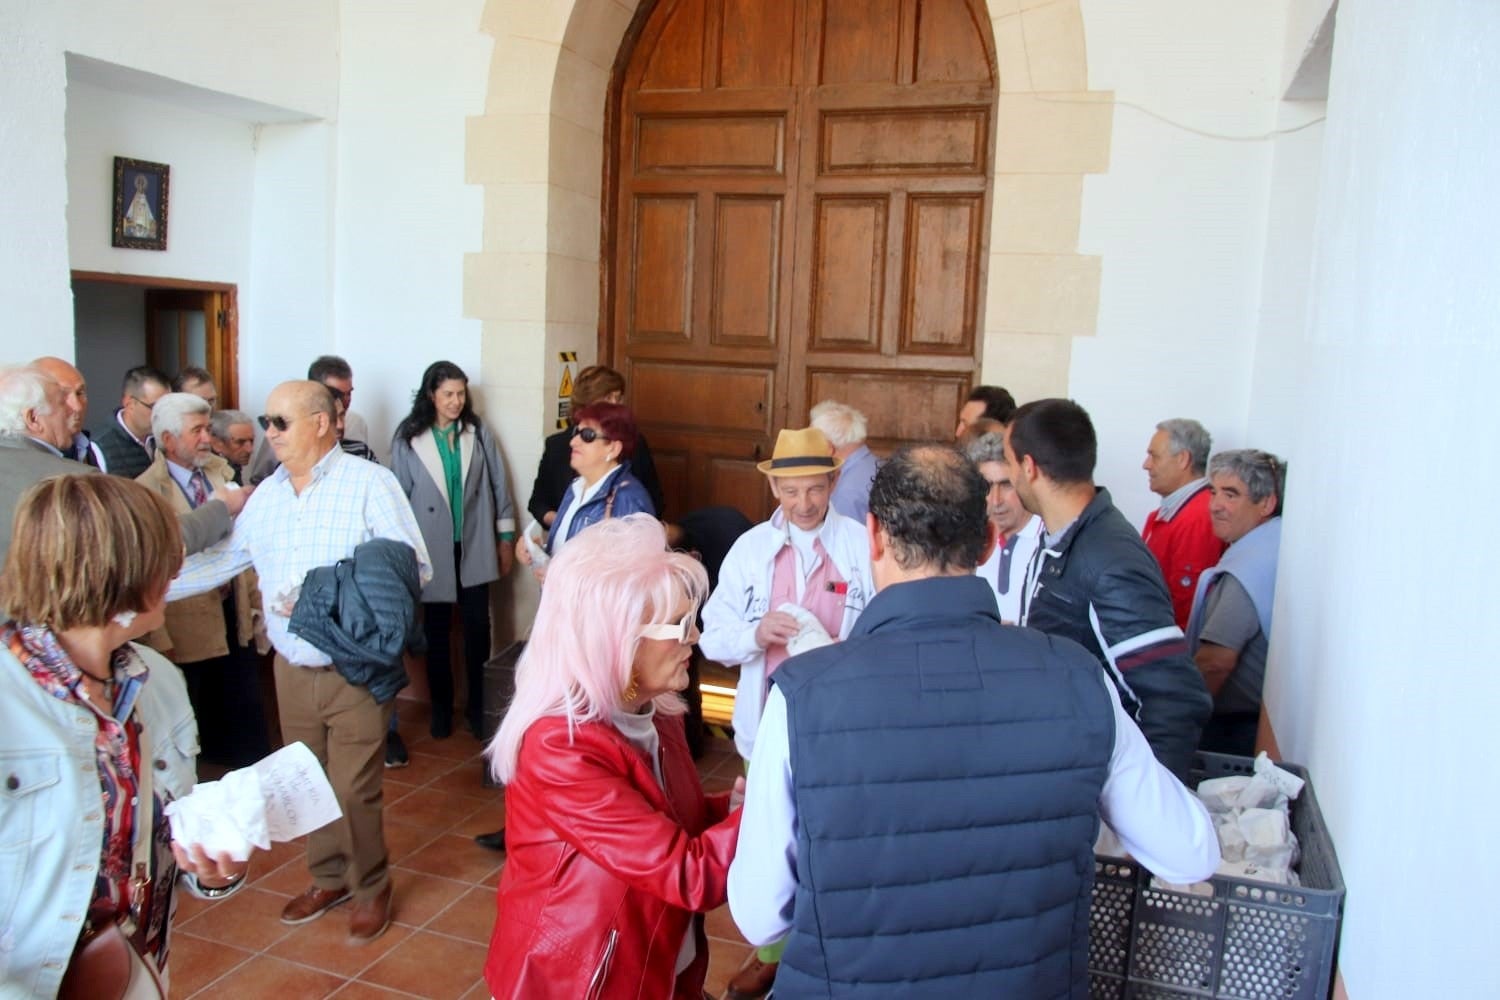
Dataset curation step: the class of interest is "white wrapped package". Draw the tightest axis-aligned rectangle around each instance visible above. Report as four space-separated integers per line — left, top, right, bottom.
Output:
1215 813 1248 863
1233 774 1285 811
1254 751 1305 800
779 602 835 657
1197 775 1251 812
165 742 343 862
164 769 267 861
1240 807 1298 871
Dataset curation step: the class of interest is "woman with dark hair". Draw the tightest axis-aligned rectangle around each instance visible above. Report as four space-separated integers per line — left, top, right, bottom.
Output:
390 361 516 738
0 475 250 997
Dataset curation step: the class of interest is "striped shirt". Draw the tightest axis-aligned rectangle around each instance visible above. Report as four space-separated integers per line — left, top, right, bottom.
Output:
168 445 431 666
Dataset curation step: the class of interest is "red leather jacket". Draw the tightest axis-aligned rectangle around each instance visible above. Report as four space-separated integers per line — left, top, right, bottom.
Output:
484 712 740 999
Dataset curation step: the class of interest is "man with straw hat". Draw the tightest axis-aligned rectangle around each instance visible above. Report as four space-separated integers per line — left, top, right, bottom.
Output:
700 426 874 999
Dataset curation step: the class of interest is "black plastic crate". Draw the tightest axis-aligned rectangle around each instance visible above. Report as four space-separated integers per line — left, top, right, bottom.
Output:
1088 753 1345 999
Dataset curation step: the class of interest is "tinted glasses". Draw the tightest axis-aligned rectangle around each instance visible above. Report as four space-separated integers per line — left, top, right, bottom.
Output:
638 609 697 644
258 413 298 432
573 426 610 444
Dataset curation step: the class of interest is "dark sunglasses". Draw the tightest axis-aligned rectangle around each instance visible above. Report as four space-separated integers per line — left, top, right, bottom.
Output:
573 426 611 444
258 413 298 432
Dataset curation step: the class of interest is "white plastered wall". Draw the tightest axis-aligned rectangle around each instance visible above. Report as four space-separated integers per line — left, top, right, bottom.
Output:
1260 1 1500 995
0 0 338 362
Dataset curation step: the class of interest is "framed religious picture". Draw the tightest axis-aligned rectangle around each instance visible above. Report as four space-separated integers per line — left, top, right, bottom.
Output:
112 157 169 250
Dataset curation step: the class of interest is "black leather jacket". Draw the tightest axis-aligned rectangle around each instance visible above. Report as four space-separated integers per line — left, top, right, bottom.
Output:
1022 488 1212 781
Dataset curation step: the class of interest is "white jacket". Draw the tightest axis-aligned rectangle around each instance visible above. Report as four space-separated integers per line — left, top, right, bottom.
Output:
699 509 874 759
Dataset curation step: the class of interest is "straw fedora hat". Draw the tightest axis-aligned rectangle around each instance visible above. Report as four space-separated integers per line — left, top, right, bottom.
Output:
756 427 843 476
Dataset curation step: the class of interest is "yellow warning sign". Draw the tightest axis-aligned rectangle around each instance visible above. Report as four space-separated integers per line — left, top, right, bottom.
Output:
556 351 580 429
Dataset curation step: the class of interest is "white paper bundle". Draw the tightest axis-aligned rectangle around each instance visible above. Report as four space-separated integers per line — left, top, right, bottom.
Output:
779 602 835 657
522 520 551 567
165 742 343 862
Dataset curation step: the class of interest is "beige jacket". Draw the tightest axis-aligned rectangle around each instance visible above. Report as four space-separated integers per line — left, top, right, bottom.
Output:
136 452 267 662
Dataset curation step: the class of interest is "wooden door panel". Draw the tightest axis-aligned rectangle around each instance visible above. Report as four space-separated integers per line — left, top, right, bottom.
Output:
709 456 774 520
821 108 987 174
629 197 696 342
639 0 707 91
901 194 982 353
719 0 797 89
712 196 782 347
819 0 903 85
914 0 994 83
805 368 969 451
810 196 887 352
636 115 787 174
612 0 995 525
628 360 772 436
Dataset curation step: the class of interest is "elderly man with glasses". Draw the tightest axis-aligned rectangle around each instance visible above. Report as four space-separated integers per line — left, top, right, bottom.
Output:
94 365 170 478
169 380 431 944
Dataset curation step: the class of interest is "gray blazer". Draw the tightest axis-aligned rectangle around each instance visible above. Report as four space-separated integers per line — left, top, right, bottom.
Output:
389 420 516 603
0 434 230 563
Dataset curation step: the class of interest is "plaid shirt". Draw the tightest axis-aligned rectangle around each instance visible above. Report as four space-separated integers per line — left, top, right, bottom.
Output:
168 445 432 666
4 622 175 961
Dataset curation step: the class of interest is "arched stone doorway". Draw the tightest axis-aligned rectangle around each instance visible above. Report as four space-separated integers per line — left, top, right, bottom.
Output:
607 0 1000 521
466 0 1110 489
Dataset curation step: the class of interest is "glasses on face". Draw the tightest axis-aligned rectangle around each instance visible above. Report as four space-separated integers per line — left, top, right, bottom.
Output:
573 426 610 444
258 413 299 432
638 609 696 644
324 385 352 406
130 395 157 412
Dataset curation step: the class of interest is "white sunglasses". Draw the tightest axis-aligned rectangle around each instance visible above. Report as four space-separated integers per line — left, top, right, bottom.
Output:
638 609 697 644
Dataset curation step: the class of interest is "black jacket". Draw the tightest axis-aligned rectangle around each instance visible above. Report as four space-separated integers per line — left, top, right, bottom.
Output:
1023 488 1211 781
288 538 425 704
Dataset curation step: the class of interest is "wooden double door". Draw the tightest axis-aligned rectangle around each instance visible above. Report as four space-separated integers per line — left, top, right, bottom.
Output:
609 0 998 521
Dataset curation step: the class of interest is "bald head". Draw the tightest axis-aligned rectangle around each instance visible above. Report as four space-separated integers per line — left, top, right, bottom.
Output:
31 356 87 433
264 380 338 476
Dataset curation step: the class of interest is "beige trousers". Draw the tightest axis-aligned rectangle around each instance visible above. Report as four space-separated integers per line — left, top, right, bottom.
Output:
273 655 392 901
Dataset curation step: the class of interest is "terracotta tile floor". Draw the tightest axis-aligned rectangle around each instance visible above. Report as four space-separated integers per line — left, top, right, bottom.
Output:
170 700 757 999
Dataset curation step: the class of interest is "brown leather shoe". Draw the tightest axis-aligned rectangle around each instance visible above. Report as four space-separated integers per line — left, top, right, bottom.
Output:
347 882 393 943
280 885 351 925
724 956 778 999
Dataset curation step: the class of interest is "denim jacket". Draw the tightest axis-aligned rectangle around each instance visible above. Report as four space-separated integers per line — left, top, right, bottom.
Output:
0 641 198 997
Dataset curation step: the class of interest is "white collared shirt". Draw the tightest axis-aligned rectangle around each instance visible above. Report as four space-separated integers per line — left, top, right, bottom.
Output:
727 673 1221 947
167 446 432 666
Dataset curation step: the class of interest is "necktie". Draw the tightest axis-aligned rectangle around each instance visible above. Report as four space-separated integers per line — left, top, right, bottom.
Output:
190 473 208 508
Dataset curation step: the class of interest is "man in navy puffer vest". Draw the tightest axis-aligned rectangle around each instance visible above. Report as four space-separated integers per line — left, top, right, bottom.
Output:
729 445 1219 999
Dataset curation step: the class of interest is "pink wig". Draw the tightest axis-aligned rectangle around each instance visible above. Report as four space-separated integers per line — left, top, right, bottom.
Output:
487 514 709 783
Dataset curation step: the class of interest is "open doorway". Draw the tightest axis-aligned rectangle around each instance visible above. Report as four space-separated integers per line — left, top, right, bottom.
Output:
70 270 239 436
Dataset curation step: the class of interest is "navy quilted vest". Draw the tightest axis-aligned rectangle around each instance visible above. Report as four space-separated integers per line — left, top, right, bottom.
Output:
771 575 1114 999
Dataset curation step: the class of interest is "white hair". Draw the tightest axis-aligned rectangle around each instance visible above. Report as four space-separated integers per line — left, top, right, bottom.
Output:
150 391 211 442
809 399 868 448
0 365 54 435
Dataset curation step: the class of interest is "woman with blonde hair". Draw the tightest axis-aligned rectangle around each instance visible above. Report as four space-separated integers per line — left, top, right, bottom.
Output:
0 475 250 997
484 514 742 1000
